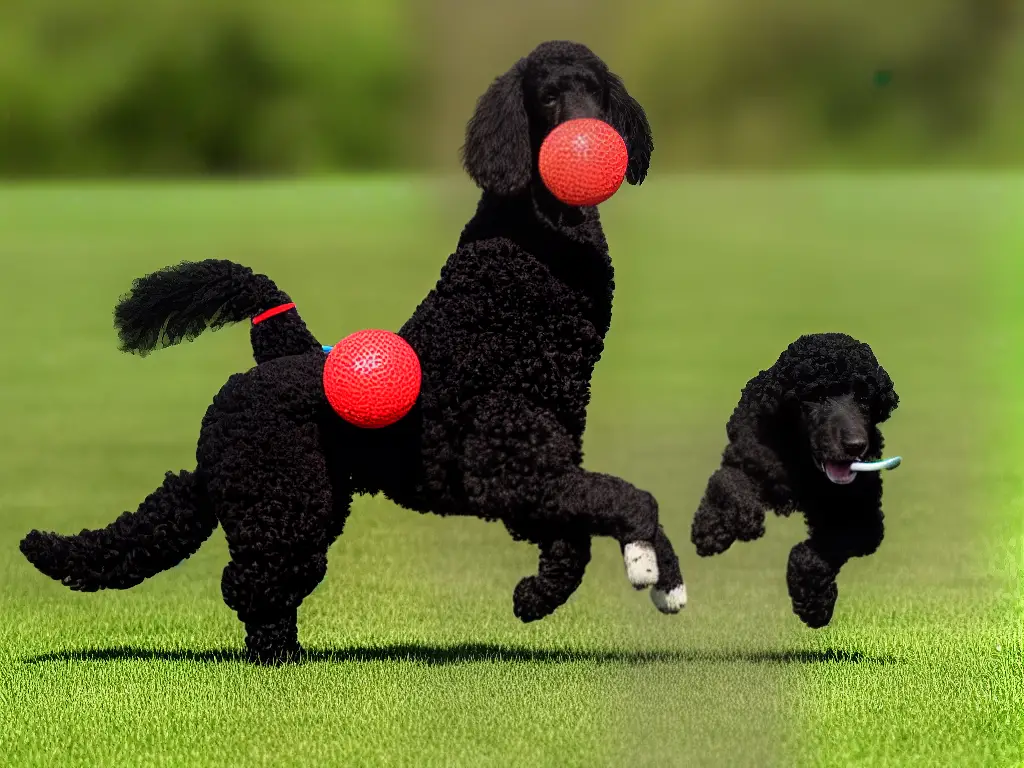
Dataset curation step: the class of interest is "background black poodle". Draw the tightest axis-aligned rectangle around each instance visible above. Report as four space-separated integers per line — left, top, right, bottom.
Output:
20 41 686 664
691 332 899 628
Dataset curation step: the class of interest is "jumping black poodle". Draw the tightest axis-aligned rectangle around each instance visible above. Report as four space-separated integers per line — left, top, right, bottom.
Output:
20 41 686 664
691 333 899 628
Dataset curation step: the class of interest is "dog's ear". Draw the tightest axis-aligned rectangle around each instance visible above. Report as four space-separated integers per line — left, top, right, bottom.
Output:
605 72 653 186
461 61 531 196
744 368 790 421
871 368 900 423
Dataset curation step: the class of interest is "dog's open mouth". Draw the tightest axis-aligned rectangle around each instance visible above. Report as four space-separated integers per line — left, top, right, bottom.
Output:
819 460 857 485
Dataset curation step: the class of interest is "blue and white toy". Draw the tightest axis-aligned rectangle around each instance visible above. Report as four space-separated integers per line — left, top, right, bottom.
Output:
849 456 902 473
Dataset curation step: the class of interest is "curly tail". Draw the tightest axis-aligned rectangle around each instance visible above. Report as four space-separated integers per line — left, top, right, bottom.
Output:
113 259 321 364
20 470 216 591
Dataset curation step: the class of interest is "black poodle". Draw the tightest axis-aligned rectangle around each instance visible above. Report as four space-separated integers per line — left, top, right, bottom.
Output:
691 333 899 628
20 41 686 664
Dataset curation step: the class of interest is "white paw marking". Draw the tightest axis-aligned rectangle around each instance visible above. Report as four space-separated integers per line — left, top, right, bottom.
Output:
623 541 659 589
651 584 687 614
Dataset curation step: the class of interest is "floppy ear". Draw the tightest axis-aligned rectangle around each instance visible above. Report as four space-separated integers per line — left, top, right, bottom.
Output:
871 368 900 423
605 72 653 185
460 62 531 196
742 368 790 421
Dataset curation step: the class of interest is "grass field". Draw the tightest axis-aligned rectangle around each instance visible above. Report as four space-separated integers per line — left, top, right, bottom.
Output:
0 176 1020 767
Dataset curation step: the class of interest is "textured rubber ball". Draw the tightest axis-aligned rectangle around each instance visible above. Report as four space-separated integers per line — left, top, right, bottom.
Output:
538 118 629 207
322 329 421 429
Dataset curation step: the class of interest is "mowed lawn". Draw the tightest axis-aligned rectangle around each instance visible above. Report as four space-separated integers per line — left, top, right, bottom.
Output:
0 176 1019 767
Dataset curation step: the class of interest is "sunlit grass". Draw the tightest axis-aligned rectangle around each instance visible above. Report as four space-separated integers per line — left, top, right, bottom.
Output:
0 176 1018 767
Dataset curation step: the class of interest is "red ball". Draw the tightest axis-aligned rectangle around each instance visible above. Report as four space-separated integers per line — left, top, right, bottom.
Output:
538 118 629 207
323 329 421 429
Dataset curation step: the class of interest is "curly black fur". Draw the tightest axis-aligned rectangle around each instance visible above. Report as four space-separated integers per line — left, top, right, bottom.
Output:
21 41 683 664
20 470 216 591
691 333 899 629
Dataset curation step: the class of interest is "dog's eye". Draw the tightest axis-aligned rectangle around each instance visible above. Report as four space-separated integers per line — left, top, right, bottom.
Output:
541 93 558 107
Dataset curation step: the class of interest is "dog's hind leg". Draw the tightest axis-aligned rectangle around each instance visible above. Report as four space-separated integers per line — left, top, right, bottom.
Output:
218 481 351 664
20 469 216 592
512 537 592 622
203 413 351 664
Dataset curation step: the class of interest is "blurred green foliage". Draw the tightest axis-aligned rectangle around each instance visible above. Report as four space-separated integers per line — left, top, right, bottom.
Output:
0 0 420 175
0 0 1020 175
609 0 1022 168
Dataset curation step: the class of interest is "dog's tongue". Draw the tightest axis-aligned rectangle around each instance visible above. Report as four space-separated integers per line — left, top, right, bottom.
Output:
824 461 856 485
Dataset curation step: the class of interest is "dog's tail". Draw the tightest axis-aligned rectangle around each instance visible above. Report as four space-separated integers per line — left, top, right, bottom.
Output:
20 470 217 592
113 259 321 364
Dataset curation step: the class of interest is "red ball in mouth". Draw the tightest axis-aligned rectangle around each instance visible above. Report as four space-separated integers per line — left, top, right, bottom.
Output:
538 118 629 207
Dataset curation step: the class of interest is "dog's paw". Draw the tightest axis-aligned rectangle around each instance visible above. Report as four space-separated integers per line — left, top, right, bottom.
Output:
792 583 838 629
693 537 729 557
623 541 658 589
246 643 303 666
786 542 839 628
691 525 737 557
651 584 687 614
513 576 554 623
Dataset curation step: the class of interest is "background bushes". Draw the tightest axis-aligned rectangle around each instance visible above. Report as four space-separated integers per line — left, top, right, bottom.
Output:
0 0 420 175
0 0 1020 175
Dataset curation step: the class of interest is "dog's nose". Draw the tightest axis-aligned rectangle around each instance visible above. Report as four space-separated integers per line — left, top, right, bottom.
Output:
841 436 868 456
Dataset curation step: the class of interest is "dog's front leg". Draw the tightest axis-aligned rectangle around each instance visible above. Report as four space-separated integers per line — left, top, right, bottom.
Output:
547 468 663 589
510 528 686 620
787 500 884 628
786 539 840 629
512 537 592 622
649 524 687 613
691 465 767 557
460 393 663 592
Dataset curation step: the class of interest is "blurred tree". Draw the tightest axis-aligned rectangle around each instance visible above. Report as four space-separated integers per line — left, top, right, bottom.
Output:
593 0 1021 167
0 0 1019 175
0 0 421 175
421 0 1022 170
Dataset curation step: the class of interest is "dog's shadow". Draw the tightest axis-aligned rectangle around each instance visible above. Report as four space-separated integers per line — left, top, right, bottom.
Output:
24 643 897 666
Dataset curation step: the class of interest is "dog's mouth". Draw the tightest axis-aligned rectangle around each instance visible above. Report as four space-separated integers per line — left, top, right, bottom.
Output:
817 458 862 485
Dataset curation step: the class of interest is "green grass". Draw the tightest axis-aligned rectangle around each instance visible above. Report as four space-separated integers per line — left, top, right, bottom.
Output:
0 176 1019 767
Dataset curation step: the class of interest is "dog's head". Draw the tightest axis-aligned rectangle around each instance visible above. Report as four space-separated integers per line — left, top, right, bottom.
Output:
461 40 653 198
754 333 899 486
